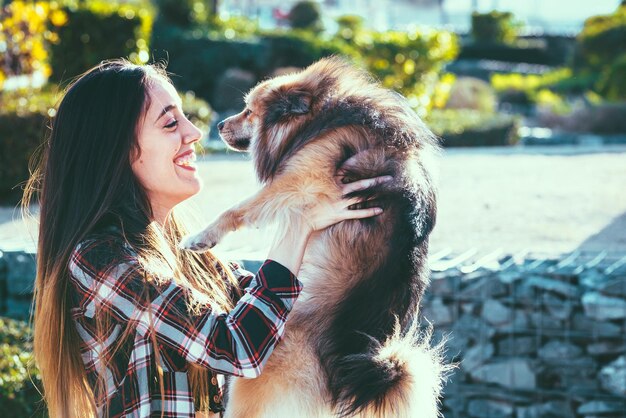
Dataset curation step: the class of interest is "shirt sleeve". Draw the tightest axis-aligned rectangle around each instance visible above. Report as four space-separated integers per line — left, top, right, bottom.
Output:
68 238 302 378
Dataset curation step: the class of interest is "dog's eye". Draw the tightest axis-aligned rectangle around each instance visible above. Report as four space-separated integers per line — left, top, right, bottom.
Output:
244 109 252 117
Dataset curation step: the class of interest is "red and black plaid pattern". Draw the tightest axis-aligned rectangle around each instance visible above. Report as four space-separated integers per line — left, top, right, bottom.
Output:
67 235 301 417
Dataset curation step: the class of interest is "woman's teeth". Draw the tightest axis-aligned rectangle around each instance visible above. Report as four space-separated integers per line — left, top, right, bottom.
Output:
174 153 196 167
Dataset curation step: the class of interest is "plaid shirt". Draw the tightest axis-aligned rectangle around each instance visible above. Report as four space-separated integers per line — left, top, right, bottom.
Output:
67 233 302 417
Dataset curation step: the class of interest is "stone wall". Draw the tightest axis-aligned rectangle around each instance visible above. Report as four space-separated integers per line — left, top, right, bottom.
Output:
1 249 625 417
423 254 626 418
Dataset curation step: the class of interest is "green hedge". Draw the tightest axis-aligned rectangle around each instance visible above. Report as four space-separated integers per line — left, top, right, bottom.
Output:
0 88 56 199
152 20 459 116
47 1 153 83
425 109 520 147
0 317 44 417
471 11 519 44
575 4 626 100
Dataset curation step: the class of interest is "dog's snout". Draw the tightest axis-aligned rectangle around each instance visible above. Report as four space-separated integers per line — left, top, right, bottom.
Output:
217 120 225 131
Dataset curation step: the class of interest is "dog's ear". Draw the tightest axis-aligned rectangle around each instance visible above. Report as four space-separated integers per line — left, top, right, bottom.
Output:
286 91 311 114
268 90 311 121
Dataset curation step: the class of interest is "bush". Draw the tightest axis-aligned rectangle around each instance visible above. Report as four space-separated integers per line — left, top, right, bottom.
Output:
597 53 626 101
576 4 626 69
354 29 459 115
180 90 214 136
0 1 54 87
425 109 519 147
47 1 153 83
0 317 44 417
153 0 196 27
572 4 626 100
288 1 322 32
0 88 57 199
471 11 519 44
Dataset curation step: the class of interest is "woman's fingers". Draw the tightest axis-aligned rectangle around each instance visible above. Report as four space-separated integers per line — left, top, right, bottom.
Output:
342 206 383 220
341 175 393 195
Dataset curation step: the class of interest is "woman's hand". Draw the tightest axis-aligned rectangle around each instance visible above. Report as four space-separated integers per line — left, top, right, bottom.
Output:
266 175 392 275
300 175 392 233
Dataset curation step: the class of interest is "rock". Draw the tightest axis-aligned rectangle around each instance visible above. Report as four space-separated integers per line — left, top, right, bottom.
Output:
542 293 573 320
470 359 536 390
587 341 626 356
538 340 582 361
577 400 626 415
529 311 562 331
582 292 626 320
494 310 529 333
497 337 537 356
459 275 507 299
452 314 496 342
572 313 622 338
422 297 454 325
481 299 511 325
4 251 37 296
526 276 580 298
429 274 461 296
468 398 514 418
462 343 494 371
599 355 626 396
599 277 626 298
516 401 574 418
579 270 607 290
211 68 257 112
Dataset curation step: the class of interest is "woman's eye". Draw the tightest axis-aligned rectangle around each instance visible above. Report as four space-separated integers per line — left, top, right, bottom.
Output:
164 120 178 129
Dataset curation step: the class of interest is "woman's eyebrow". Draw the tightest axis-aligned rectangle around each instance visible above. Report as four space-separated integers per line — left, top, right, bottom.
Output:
155 104 176 123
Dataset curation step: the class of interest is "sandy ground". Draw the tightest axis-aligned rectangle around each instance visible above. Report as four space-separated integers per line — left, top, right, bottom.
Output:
1 145 625 260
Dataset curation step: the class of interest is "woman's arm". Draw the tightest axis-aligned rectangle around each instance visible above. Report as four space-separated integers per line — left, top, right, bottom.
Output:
68 238 300 378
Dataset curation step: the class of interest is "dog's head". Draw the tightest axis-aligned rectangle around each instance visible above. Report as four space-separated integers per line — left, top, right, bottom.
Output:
218 57 371 182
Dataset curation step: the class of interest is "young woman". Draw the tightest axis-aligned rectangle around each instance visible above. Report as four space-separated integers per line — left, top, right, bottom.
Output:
23 60 387 417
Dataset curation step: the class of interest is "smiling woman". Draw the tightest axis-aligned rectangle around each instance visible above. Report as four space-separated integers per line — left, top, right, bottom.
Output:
21 59 384 418
131 79 204 225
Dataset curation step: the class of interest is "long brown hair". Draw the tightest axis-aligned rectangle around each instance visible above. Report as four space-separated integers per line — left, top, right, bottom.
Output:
23 59 238 417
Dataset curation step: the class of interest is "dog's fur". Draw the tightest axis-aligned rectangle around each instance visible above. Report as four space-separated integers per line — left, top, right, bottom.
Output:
182 57 446 418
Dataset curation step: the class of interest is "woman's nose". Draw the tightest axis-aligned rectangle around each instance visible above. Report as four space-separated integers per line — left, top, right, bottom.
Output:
183 120 203 144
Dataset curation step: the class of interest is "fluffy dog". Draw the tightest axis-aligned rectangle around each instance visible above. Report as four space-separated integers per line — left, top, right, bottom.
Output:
182 57 445 418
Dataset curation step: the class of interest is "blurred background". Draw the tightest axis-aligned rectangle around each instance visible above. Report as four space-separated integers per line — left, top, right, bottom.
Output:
1 0 625 417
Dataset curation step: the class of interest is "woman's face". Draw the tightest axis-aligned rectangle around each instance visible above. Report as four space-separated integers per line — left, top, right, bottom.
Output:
132 78 203 220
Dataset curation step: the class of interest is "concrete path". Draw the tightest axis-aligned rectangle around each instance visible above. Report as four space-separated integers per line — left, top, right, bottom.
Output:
2 145 625 261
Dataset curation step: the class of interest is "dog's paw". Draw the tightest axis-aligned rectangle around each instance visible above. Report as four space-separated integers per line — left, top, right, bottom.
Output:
179 231 218 253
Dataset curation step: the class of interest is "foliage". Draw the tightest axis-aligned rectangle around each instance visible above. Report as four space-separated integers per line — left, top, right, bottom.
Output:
596 53 626 101
425 109 519 147
0 317 45 417
0 1 56 88
576 4 626 68
336 14 364 38
574 4 626 100
151 15 458 116
471 10 519 44
352 29 459 116
180 90 214 136
288 1 322 32
491 68 573 94
153 0 196 27
0 87 57 197
47 0 153 83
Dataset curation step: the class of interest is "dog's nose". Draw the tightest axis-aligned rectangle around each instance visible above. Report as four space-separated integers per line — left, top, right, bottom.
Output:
217 120 225 131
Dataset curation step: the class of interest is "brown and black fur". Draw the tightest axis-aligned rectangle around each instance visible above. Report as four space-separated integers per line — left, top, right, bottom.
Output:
182 57 446 418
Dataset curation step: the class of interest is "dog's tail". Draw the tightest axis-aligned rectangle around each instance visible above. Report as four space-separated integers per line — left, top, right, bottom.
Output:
333 319 449 418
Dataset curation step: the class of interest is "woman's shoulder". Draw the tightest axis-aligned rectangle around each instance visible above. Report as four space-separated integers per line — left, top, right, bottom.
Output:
71 226 137 271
